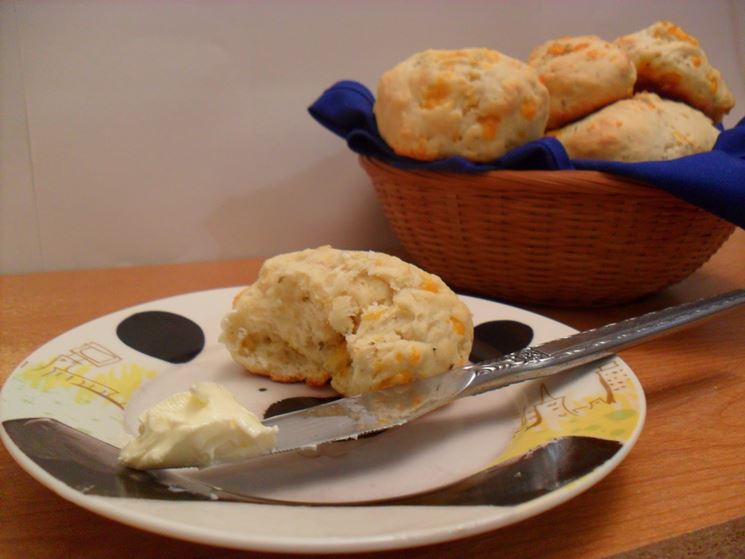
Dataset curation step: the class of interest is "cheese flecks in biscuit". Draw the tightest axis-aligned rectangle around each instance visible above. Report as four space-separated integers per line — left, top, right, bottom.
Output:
373 48 549 162
614 20 735 123
549 92 719 162
220 247 474 397
529 35 636 129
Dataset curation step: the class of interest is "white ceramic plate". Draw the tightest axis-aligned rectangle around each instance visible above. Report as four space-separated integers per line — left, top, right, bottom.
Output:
0 288 645 553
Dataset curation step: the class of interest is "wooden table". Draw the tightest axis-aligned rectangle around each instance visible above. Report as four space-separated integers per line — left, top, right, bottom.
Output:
2 230 744 559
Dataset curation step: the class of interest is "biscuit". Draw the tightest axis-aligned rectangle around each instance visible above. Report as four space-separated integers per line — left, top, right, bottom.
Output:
614 20 735 123
528 35 637 129
220 246 474 396
373 48 549 162
550 92 719 162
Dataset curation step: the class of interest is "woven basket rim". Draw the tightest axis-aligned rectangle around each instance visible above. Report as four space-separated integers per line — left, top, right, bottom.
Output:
358 155 670 197
360 155 735 306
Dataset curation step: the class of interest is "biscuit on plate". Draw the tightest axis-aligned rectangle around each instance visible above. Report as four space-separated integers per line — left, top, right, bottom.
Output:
220 246 474 397
528 35 636 129
549 92 719 162
373 48 549 162
614 20 735 123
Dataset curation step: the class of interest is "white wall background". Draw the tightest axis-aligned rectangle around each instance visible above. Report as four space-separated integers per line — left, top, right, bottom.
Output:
2 0 744 274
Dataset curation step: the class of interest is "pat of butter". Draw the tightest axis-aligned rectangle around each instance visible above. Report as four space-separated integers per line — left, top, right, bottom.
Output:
119 382 277 470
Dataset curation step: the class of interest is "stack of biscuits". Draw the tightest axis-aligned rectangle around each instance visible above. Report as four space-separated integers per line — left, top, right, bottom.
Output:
373 21 735 163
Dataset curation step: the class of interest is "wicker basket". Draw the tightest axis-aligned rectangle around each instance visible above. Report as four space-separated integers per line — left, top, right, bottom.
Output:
360 156 735 307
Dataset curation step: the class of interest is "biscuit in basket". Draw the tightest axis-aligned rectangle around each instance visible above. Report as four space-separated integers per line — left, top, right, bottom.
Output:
549 92 719 162
528 35 636 129
614 20 735 123
374 48 549 162
220 246 474 396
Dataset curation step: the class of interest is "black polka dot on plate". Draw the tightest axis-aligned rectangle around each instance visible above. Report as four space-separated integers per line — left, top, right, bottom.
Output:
470 320 534 362
116 311 205 364
263 396 340 420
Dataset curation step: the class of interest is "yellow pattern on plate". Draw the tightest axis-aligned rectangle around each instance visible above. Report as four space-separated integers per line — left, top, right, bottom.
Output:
491 359 640 465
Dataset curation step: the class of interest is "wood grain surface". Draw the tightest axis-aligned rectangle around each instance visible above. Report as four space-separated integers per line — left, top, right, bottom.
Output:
1 230 744 559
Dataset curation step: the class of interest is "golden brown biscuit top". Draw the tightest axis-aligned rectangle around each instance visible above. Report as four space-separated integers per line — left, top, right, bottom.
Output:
614 20 734 122
529 35 636 129
649 20 700 46
373 48 549 162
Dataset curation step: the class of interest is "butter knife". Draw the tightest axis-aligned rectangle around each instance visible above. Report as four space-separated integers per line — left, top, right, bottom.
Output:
263 289 745 455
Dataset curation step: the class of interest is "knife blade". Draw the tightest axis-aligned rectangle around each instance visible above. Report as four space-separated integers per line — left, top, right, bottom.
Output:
260 289 745 456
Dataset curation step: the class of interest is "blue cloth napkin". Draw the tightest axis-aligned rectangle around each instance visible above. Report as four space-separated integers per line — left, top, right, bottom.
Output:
309 80 745 229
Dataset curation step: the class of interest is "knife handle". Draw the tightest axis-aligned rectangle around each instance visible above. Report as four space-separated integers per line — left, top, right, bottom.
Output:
462 289 745 397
